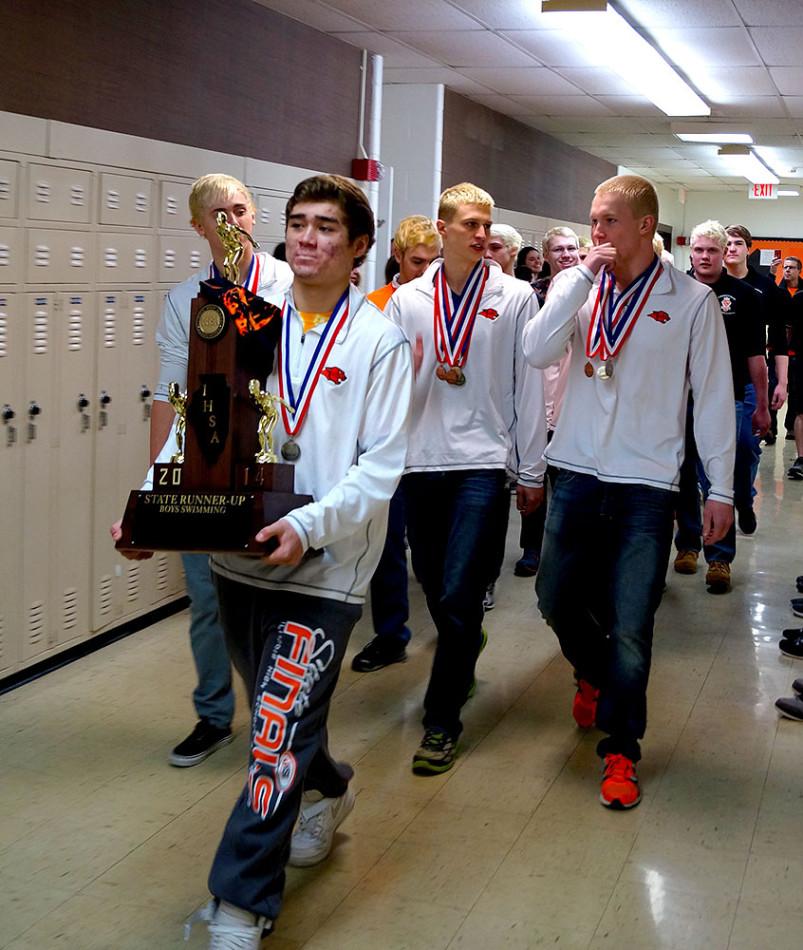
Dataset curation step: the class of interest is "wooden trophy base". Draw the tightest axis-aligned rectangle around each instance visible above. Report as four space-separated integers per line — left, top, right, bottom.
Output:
115 462 313 554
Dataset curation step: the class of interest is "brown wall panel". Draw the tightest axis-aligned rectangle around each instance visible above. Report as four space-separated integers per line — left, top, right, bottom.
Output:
442 91 616 223
1 0 363 175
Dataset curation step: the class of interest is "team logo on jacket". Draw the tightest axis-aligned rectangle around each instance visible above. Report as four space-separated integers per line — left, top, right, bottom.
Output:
479 308 499 321
648 310 670 324
719 294 735 314
322 366 347 385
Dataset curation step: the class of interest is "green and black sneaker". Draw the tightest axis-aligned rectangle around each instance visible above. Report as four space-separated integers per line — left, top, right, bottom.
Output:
412 729 457 776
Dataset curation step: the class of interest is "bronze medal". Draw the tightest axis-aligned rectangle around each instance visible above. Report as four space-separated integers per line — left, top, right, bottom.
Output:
584 361 594 378
280 439 301 461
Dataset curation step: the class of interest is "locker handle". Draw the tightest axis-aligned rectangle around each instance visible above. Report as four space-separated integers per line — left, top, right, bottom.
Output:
28 401 41 418
99 390 112 406
140 385 151 400
2 404 14 423
77 393 90 411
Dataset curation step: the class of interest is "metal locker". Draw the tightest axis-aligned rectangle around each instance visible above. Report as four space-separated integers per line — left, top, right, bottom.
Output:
0 159 20 219
97 233 155 284
159 180 193 230
0 226 22 284
0 292 22 674
157 233 205 284
99 173 153 228
90 291 124 633
21 293 56 663
26 163 92 224
254 192 287 244
26 228 95 284
51 292 96 648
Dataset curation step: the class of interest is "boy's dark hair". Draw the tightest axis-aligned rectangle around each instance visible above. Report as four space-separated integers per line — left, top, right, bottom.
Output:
725 224 752 248
286 174 375 266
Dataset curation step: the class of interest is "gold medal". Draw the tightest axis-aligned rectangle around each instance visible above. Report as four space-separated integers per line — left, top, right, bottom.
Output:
597 359 615 381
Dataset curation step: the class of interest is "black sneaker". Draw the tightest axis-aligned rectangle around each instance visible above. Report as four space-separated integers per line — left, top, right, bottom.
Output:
763 432 776 445
737 507 757 535
412 729 457 775
483 583 496 611
786 431 796 440
797 575 803 593
351 636 407 673
169 719 233 767
514 549 540 577
793 678 803 697
788 457 803 480
780 635 803 659
775 695 803 721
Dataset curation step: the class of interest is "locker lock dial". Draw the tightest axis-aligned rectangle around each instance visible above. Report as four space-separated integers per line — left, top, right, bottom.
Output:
98 390 112 429
2 404 15 447
140 385 152 421
27 401 41 443
77 393 91 433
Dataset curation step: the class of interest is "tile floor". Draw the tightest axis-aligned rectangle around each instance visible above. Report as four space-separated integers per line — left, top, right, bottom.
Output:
2 439 803 949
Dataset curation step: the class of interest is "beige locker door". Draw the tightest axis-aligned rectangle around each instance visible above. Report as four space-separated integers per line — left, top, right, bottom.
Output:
97 233 155 284
254 192 287 247
27 163 92 224
90 291 124 633
51 292 96 648
159 180 193 230
0 226 23 284
26 228 95 284
158 233 204 284
99 173 153 228
20 294 56 664
0 292 22 674
0 159 20 219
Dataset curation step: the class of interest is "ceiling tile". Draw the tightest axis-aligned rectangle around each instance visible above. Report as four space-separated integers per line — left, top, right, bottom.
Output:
769 67 803 96
748 27 803 66
650 27 760 71
732 0 803 27
447 1 555 30
322 0 482 31
781 98 803 119
254 0 365 30
712 97 786 118
334 32 440 67
386 30 537 68
616 0 742 28
508 95 616 117
595 97 665 117
457 67 582 96
498 30 606 68
692 66 777 102
466 93 528 117
553 68 635 97
383 67 494 95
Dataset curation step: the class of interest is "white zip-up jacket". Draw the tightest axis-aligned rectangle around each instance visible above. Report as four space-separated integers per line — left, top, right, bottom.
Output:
522 260 735 502
154 251 293 401
145 285 412 604
386 259 547 485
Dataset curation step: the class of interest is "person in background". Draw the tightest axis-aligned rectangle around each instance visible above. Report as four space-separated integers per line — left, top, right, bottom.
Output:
485 223 523 276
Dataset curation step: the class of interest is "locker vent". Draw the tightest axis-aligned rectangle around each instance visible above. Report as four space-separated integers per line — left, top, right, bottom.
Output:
98 574 113 616
165 195 178 216
70 185 85 207
0 177 9 200
70 246 84 268
104 248 118 268
260 208 270 224
127 564 140 602
190 250 202 269
163 249 175 269
103 304 116 348
35 181 50 203
135 249 147 268
28 600 45 647
33 308 48 355
67 309 82 351
106 189 120 210
0 307 7 358
156 554 169 591
135 193 148 213
34 245 50 267
132 304 146 346
280 210 286 227
62 587 78 631
0 244 9 267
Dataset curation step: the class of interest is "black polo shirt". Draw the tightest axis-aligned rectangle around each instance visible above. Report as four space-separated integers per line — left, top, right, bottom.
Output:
739 265 789 359
707 271 766 398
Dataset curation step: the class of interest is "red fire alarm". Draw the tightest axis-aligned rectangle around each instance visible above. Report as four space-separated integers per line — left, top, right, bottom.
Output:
676 235 687 246
351 158 384 182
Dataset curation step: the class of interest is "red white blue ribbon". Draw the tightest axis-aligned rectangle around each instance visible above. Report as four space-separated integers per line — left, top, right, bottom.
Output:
586 255 662 360
433 259 489 368
278 288 350 437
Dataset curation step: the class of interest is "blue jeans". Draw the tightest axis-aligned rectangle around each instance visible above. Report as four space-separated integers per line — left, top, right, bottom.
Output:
403 469 507 737
734 383 760 511
182 553 234 729
369 485 411 646
536 470 675 761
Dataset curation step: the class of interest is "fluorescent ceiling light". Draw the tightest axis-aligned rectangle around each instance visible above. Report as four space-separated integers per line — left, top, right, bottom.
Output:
778 187 800 197
674 131 753 144
753 147 803 179
717 145 779 185
541 1 710 117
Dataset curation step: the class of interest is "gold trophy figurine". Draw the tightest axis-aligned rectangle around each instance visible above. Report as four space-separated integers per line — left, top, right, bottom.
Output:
167 382 187 464
215 211 260 284
249 379 294 464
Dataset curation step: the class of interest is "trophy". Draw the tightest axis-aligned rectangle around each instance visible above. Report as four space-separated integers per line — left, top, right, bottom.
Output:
115 214 312 554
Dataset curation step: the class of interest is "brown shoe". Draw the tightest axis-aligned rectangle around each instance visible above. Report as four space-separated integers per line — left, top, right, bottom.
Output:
705 561 731 594
673 549 699 575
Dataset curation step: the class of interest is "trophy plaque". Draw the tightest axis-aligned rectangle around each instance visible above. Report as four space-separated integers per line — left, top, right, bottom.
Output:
116 214 312 554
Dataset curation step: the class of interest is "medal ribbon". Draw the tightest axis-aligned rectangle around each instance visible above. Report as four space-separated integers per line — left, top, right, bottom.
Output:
210 253 260 292
278 288 350 437
586 255 662 360
433 259 489 368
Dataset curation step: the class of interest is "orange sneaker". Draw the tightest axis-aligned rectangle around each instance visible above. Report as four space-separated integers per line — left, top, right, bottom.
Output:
572 679 599 728
600 753 641 809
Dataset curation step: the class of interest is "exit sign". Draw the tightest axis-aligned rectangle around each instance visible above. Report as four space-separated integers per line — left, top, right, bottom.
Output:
748 183 777 200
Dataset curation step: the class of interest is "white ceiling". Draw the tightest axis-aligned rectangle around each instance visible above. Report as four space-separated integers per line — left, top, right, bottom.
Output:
255 0 803 193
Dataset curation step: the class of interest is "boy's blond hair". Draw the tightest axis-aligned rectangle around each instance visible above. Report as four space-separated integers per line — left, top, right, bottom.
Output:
394 215 440 254
690 219 727 250
594 175 658 232
189 173 255 223
438 182 494 222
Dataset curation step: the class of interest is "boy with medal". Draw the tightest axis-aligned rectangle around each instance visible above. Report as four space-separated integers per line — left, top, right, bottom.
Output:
175 174 412 946
523 175 735 810
387 182 546 776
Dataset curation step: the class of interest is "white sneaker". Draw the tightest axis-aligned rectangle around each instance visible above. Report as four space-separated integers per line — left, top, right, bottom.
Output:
483 583 496 611
184 899 271 949
288 787 355 867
